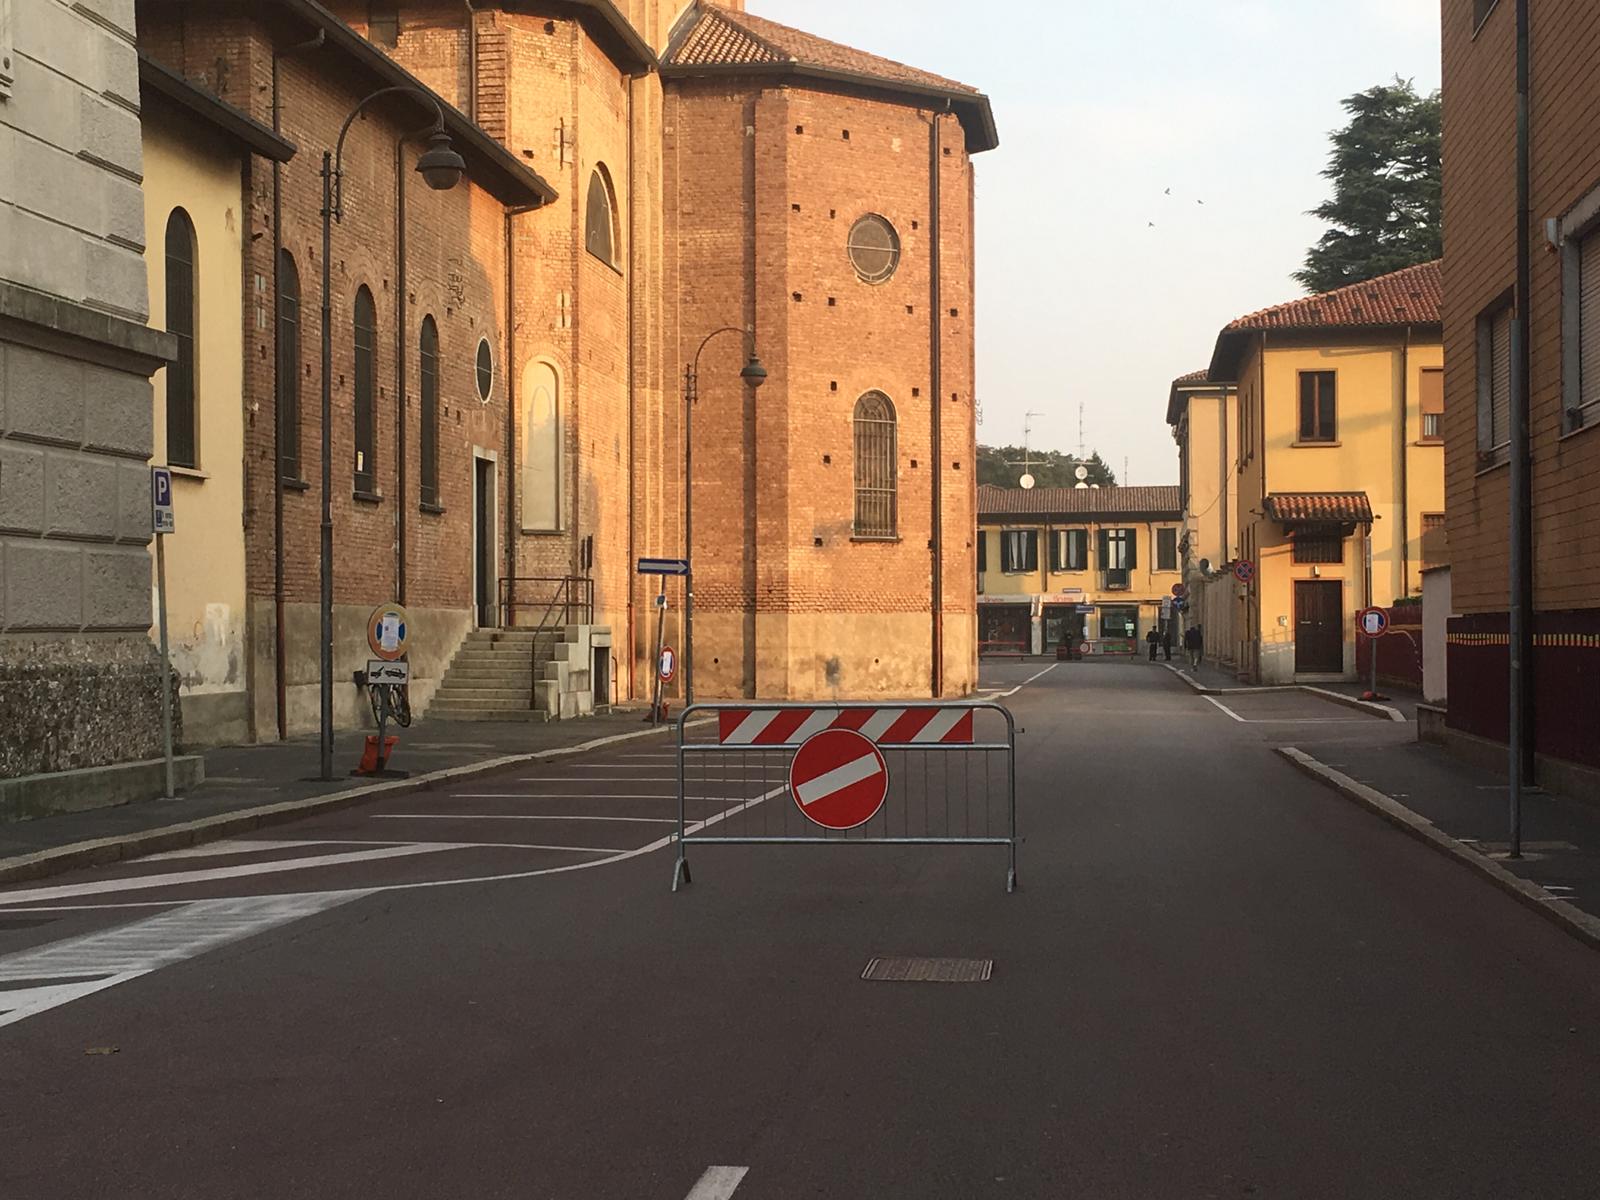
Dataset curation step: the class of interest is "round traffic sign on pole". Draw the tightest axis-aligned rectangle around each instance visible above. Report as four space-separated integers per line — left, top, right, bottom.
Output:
1233 560 1255 584
1357 607 1389 637
366 604 410 662
658 645 676 683
1171 583 1189 599
789 728 889 831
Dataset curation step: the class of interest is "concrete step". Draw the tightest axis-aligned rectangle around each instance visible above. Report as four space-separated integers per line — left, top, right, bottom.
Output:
439 671 534 688
447 650 552 668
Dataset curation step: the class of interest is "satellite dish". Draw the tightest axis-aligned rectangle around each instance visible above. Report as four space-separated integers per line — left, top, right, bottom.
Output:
1090 484 1101 490
1199 557 1212 576
1074 481 1088 490
1074 465 1089 481
1019 473 1036 490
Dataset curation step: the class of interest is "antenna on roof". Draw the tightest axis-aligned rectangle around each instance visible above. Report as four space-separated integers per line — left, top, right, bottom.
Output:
1078 403 1086 460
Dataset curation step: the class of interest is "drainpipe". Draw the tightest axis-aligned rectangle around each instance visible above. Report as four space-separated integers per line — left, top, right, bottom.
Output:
928 108 945 698
1509 0 1535 850
1399 327 1411 600
271 28 325 743
625 73 638 700
462 1 478 121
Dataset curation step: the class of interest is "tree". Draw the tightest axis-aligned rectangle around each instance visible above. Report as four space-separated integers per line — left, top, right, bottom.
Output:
1295 79 1441 294
977 445 1117 489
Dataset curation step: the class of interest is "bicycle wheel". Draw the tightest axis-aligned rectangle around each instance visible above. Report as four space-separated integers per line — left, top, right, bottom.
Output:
392 685 413 728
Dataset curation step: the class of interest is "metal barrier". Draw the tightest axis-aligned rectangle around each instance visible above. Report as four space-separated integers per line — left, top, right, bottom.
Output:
672 701 1017 893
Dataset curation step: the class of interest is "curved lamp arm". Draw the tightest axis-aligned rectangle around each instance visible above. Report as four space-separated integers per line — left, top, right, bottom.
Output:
329 86 447 223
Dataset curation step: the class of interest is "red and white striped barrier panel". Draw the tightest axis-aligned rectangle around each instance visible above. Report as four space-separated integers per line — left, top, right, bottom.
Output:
716 707 975 747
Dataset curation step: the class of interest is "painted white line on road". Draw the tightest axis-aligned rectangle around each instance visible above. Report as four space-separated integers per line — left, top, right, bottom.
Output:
991 663 1059 698
376 813 679 825
684 1166 749 1199
143 838 376 863
0 972 149 1028
447 793 743 801
0 845 468 907
1202 695 1246 722
330 839 626 854
516 775 681 783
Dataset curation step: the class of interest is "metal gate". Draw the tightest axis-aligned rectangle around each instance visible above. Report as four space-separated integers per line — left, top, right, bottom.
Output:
672 702 1017 892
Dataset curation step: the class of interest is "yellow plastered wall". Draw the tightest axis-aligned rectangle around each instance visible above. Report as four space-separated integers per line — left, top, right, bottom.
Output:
142 113 250 745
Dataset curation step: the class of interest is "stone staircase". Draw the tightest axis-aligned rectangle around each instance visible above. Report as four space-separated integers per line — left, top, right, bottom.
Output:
424 629 554 723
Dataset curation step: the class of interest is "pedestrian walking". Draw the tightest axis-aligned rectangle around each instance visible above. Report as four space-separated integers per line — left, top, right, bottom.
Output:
1184 624 1203 669
1162 622 1175 662
1145 627 1160 662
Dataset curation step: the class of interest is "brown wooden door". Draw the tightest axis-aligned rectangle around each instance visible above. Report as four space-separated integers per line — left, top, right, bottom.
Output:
1294 580 1344 673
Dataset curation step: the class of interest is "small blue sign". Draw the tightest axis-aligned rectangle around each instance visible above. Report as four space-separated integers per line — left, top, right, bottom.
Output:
151 467 175 534
637 557 690 577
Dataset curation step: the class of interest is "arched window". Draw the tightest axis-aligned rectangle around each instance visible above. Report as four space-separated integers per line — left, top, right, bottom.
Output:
520 361 560 532
585 166 618 267
353 285 377 492
419 316 440 506
277 249 301 481
164 209 198 468
853 391 897 538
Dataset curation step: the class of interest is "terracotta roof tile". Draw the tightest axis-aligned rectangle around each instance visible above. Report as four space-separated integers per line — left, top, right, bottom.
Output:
978 484 1181 519
1226 260 1442 333
1171 369 1208 386
669 4 979 94
1263 492 1374 523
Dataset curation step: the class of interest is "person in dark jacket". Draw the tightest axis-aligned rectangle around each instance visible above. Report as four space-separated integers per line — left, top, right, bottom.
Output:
1146 627 1161 662
1162 622 1175 662
1183 623 1203 668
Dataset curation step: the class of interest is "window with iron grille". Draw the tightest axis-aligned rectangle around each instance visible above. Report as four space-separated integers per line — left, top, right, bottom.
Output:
277 249 301 480
852 391 897 537
420 316 440 506
354 285 377 493
848 214 901 284
475 336 493 402
1476 302 1511 463
1156 527 1178 571
1567 225 1600 430
1050 528 1087 571
1292 532 1343 564
1000 530 1037 574
164 208 198 469
1298 371 1336 442
585 166 618 267
1420 367 1443 442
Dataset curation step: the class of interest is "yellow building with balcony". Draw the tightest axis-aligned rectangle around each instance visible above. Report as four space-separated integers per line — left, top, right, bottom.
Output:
977 485 1184 656
1204 261 1444 684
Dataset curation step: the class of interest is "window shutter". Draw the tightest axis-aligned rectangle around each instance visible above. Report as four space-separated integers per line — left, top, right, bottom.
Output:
1001 532 1015 574
1491 308 1512 449
1024 532 1038 572
978 531 987 573
1097 528 1109 565
1125 527 1137 570
1581 230 1600 408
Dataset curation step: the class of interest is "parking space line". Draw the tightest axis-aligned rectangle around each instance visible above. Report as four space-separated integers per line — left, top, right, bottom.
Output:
1203 695 1246 722
685 1166 749 1199
320 839 626 854
144 838 374 863
374 814 679 824
447 793 745 801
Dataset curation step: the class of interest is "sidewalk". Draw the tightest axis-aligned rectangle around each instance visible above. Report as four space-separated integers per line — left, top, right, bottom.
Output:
1281 734 1600 948
1164 657 1423 721
0 708 672 883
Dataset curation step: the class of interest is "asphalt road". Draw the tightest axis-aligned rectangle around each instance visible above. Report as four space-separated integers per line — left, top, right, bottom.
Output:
4 662 1600 1198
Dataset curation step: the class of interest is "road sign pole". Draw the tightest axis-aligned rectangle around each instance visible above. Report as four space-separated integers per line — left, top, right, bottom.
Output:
1370 628 1379 698
155 531 175 800
651 576 668 724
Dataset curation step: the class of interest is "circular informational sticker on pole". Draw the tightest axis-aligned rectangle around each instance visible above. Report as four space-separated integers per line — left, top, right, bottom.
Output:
1357 607 1389 637
1233 560 1256 584
658 645 676 683
366 604 410 662
789 728 889 831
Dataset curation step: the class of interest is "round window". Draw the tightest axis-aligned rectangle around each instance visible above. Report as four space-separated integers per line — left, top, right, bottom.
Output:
847 214 901 284
475 337 493 402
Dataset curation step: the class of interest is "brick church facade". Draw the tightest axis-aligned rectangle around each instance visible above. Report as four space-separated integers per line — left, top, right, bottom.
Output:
133 0 994 738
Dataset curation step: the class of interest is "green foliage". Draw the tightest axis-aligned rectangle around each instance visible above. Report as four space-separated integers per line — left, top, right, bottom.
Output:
1296 79 1441 294
977 446 1117 489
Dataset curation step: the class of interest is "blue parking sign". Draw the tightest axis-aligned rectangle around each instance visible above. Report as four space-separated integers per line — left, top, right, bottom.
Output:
151 467 175 534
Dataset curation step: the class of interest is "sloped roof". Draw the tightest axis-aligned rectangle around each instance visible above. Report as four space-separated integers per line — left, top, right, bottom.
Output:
1209 260 1442 380
664 3 998 152
978 484 1181 520
1264 492 1374 524
1165 368 1232 425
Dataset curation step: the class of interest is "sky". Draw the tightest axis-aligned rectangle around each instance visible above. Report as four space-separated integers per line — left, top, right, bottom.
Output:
754 0 1443 487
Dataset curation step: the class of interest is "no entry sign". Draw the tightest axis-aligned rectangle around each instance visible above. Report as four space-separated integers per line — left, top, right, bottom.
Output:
789 728 888 831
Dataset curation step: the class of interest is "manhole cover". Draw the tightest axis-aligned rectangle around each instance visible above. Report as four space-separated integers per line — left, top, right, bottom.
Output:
861 957 992 983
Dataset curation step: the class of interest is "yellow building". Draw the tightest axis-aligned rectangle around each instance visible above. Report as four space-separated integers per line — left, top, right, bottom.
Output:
977 485 1184 656
1205 261 1444 684
1167 371 1239 672
139 58 296 744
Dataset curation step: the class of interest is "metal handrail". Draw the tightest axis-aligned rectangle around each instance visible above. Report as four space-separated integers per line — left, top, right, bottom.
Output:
498 575 595 709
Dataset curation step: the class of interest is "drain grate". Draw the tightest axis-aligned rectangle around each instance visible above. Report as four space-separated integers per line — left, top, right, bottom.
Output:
862 957 992 983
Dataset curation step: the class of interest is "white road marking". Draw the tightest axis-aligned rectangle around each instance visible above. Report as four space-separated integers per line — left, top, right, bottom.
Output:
375 814 679 824
0 891 366 1027
143 838 375 863
0 845 468 907
448 792 739 801
684 1166 749 1199
327 839 626 854
989 663 1058 697
516 775 680 782
795 752 884 806
1202 695 1246 722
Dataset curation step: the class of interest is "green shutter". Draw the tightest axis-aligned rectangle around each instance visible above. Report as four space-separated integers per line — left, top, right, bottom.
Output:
1125 528 1138 570
1097 528 1109 565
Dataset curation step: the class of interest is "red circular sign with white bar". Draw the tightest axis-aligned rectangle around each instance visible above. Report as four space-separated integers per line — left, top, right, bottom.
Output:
789 728 889 831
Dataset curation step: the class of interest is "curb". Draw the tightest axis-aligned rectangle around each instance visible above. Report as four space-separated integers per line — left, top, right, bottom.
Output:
0 720 692 889
1162 664 1406 721
1275 746 1600 954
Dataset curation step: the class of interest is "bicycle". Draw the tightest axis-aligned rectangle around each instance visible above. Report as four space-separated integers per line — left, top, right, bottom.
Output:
367 669 413 729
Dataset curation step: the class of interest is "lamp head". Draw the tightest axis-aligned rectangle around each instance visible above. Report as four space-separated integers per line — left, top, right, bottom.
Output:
740 354 768 389
416 130 466 191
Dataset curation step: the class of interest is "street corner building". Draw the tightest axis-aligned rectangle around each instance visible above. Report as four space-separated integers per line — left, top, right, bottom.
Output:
0 0 182 802
976 485 1184 658
1440 0 1600 793
1180 260 1445 685
109 0 997 758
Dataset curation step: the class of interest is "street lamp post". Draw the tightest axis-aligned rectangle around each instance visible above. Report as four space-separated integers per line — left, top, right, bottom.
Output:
682 328 766 706
318 88 465 780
